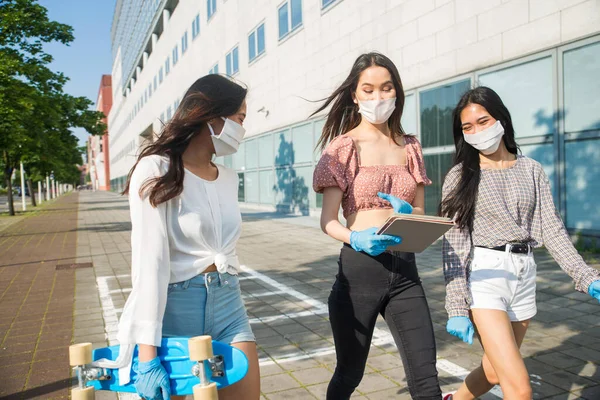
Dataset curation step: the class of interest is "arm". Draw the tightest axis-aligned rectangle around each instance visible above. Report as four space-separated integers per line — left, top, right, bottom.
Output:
537 168 600 294
320 186 352 244
117 158 171 362
441 169 472 318
412 184 425 215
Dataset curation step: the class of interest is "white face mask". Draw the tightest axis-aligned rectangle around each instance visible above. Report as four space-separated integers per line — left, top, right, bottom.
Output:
463 120 505 155
357 97 396 124
208 117 246 157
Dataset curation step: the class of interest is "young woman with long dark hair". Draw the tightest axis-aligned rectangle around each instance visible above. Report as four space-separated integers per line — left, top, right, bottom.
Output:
440 86 600 400
112 75 260 400
312 52 442 400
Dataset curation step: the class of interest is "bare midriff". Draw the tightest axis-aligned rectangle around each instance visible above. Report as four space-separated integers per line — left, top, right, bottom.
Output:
346 208 396 232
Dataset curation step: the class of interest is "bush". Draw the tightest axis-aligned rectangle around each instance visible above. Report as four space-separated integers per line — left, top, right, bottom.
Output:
0 188 7 195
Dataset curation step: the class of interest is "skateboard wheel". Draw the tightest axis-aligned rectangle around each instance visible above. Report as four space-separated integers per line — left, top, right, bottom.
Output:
71 386 95 400
189 335 214 361
193 382 218 400
69 343 93 366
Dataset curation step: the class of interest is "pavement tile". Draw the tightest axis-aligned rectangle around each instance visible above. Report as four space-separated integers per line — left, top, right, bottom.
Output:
266 387 317 399
572 385 600 400
356 372 398 394
291 366 332 385
261 373 301 393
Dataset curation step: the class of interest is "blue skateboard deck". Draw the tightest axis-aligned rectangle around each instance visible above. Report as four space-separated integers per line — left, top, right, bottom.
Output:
88 338 249 395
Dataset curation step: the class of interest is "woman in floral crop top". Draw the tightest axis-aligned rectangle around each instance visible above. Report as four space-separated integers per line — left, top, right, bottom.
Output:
312 52 442 400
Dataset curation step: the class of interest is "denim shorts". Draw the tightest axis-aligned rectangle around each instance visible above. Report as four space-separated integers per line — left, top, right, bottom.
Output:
162 272 255 344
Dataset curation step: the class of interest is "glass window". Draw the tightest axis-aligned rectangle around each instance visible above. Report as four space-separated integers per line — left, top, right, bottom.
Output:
274 130 293 166
520 143 556 201
245 139 258 169
210 63 219 75
293 166 313 214
226 46 239 75
279 0 302 39
322 0 336 8
172 46 179 65
420 79 471 148
479 57 553 137
223 155 233 168
248 32 256 62
237 172 245 202
563 41 600 133
192 14 200 39
259 134 274 168
207 0 217 19
259 170 275 205
159 67 164 84
181 32 188 54
292 123 313 164
165 57 170 75
313 119 325 161
291 0 302 30
565 138 600 230
423 153 454 215
166 105 172 121
245 171 259 203
402 94 417 135
148 83 152 97
154 75 157 90
232 142 245 170
249 23 266 62
274 167 293 209
257 24 265 55
278 4 289 40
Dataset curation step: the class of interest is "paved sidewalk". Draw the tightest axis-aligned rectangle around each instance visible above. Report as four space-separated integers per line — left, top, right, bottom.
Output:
0 194 79 399
69 191 600 400
2 191 599 399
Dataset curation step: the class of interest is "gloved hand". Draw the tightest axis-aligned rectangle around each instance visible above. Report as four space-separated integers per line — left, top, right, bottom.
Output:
588 280 600 303
378 192 413 214
350 227 401 256
446 316 474 345
134 357 171 400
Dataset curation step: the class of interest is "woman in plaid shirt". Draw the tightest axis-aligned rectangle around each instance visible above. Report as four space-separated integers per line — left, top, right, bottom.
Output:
439 87 600 400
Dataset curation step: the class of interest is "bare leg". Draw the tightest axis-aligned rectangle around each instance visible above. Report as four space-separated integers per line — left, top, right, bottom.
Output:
218 341 260 400
454 310 530 400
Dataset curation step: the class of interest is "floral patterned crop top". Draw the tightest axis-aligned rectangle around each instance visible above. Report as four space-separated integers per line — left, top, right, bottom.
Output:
312 135 431 219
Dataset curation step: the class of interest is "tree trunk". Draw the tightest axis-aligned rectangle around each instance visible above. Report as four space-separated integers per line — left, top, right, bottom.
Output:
4 167 15 216
27 178 36 207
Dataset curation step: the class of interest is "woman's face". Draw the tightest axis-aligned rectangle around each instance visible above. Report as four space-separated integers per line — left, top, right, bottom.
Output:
210 100 247 133
460 103 497 134
353 66 396 103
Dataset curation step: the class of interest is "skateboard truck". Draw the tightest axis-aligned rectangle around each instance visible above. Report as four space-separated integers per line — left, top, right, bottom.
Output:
189 335 219 400
69 343 103 400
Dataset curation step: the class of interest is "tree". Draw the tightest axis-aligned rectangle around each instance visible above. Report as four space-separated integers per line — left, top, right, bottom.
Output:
0 0 105 215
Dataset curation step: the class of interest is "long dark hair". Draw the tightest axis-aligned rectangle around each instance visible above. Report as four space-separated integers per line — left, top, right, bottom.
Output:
122 74 247 206
311 52 406 150
439 86 520 232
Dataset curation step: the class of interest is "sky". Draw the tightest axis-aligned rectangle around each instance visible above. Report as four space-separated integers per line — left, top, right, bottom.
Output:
39 0 117 146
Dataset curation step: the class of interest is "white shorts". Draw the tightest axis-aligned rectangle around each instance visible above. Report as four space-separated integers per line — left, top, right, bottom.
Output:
469 246 537 322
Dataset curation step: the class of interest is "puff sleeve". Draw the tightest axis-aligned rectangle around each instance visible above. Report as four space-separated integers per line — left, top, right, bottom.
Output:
406 136 432 185
313 136 358 194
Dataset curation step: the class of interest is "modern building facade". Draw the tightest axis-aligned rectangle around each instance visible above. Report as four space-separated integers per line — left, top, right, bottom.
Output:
89 75 113 191
108 0 600 236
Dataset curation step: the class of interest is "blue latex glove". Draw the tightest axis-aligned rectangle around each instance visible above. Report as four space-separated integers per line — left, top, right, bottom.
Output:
588 280 600 303
350 227 401 256
446 316 474 345
378 192 413 214
134 357 171 400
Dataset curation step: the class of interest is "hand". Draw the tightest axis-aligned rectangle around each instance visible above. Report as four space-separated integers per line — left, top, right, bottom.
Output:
588 280 600 303
350 227 402 256
134 357 171 400
446 316 474 345
378 192 413 214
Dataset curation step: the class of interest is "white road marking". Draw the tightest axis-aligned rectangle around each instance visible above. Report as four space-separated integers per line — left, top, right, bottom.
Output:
240 265 503 399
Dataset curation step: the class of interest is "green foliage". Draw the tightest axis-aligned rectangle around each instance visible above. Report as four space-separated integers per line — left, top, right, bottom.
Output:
0 0 106 215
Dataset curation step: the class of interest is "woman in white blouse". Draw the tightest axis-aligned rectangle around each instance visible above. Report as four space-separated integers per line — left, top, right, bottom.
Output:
117 75 259 400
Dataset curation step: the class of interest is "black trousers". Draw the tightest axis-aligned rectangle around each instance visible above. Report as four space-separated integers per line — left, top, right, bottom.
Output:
326 245 442 399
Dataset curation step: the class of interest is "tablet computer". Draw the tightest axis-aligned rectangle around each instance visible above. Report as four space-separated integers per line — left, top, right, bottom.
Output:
376 214 455 253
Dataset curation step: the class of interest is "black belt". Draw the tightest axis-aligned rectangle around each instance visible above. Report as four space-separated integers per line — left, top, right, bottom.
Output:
482 243 532 254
